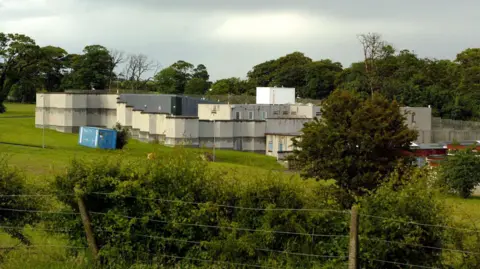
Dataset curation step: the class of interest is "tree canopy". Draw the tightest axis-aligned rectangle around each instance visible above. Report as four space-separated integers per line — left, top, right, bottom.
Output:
1 31 480 121
291 90 418 197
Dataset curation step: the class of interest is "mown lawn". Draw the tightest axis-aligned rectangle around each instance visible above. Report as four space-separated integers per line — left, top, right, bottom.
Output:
0 103 283 177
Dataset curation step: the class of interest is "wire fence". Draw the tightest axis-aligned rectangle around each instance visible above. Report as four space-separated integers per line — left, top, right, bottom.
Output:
0 193 479 268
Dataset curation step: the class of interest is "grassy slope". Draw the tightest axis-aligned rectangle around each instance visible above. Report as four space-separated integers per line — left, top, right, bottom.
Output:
0 103 286 268
0 103 283 176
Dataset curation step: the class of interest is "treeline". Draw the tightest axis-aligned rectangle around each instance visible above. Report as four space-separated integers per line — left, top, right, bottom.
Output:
1 32 480 120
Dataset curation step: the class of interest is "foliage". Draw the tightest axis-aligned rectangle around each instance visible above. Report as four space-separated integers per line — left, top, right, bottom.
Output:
0 33 42 112
292 90 418 198
113 122 130 149
51 149 349 267
208 77 253 95
439 149 480 198
0 155 41 246
154 61 211 94
359 167 449 268
62 45 113 90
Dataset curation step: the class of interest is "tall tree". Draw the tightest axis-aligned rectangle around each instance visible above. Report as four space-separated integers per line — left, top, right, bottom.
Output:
301 60 343 99
62 45 113 90
209 78 252 95
39 46 69 92
357 32 387 95
122 53 154 92
154 60 197 94
292 90 417 197
0 33 41 112
108 49 125 90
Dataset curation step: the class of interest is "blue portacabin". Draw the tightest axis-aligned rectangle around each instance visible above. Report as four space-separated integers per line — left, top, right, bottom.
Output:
78 126 117 149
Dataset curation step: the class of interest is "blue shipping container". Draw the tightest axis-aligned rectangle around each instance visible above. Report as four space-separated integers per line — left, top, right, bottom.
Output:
78 126 117 149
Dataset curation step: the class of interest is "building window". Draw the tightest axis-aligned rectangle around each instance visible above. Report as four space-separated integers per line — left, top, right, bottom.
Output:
248 111 254 120
315 112 321 116
412 112 416 124
273 111 279 115
260 111 267 120
291 111 297 116
279 142 283 152
282 111 288 115
268 141 273 152
235 111 241 120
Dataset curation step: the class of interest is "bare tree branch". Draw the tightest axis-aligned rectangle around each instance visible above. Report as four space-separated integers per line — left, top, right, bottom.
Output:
122 53 155 92
108 49 125 90
357 32 386 96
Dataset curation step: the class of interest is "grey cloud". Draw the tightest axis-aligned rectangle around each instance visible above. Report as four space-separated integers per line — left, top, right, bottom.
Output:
0 0 479 81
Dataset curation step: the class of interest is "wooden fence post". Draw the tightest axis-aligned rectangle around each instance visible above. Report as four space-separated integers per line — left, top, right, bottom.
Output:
348 205 359 269
75 187 99 259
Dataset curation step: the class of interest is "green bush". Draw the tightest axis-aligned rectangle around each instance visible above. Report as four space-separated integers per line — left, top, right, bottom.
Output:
439 149 480 198
358 168 449 268
51 148 349 268
113 122 130 149
0 155 41 246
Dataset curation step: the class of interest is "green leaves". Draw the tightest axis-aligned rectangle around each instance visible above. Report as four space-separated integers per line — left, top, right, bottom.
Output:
51 149 348 267
293 90 417 198
439 149 480 198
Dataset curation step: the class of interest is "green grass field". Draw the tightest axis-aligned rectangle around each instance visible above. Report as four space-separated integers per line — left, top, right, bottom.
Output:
0 103 288 268
1 103 480 268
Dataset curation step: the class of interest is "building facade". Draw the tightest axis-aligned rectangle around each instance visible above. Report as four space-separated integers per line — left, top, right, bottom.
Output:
36 92 451 158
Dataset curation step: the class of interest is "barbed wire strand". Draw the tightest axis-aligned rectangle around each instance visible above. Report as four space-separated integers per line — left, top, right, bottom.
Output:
1 207 478 256
360 213 478 233
90 192 351 214
0 194 73 198
101 229 349 259
0 193 350 215
0 225 73 233
0 244 86 250
89 211 349 239
0 224 348 259
1 193 477 233
0 207 80 215
371 259 440 269
361 236 480 255
155 253 280 269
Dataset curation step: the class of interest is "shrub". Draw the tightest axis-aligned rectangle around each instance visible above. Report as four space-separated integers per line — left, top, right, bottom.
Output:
51 148 349 268
0 155 41 246
359 168 449 268
292 90 417 198
439 149 480 198
113 122 130 149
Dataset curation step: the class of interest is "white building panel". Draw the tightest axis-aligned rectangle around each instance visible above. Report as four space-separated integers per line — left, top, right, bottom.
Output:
256 87 295 105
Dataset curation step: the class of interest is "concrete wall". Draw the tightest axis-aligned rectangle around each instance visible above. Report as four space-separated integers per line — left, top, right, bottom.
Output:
198 120 266 152
198 104 320 121
266 134 297 159
165 116 199 146
256 87 296 104
36 93 117 133
400 107 433 143
118 94 217 116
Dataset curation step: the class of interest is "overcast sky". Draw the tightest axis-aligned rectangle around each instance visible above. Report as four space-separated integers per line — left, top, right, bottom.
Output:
1 0 479 80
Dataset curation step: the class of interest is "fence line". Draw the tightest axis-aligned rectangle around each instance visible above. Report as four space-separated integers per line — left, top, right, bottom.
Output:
360 213 478 233
0 208 476 257
0 206 474 268
100 229 349 260
89 211 349 239
0 224 349 261
0 193 351 214
360 236 480 255
2 193 477 233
